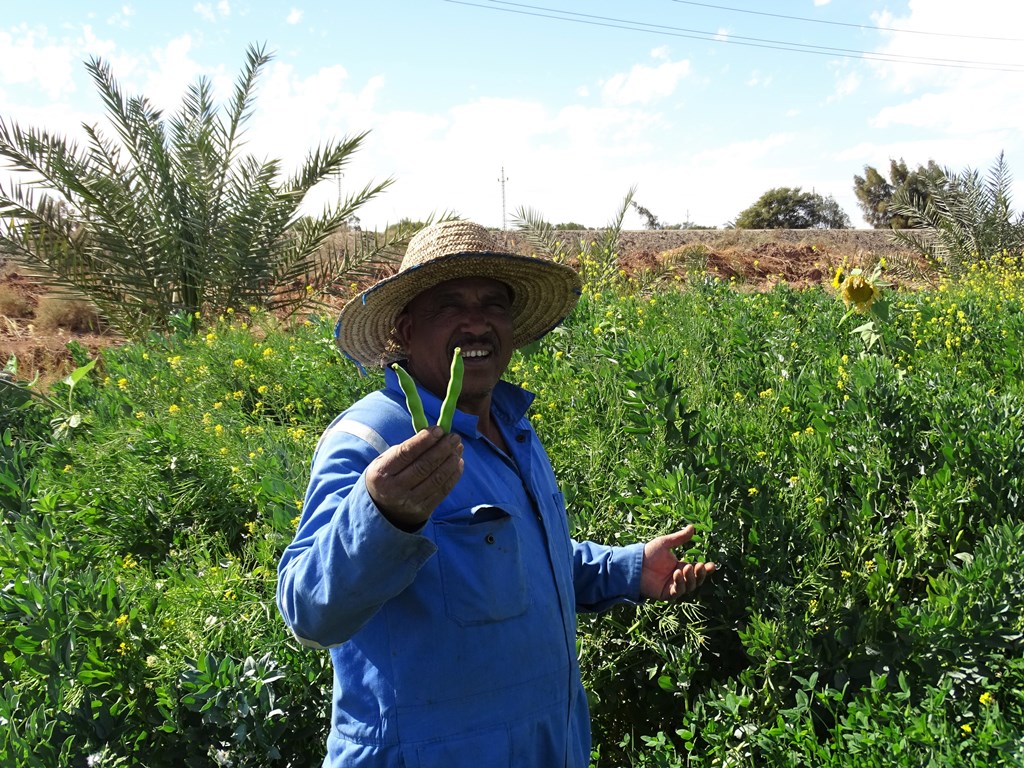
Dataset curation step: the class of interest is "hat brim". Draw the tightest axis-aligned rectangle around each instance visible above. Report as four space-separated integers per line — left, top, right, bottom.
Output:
336 252 582 367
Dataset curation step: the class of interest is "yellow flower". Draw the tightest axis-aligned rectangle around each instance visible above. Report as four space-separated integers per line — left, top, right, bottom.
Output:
979 691 994 706
840 570 852 579
747 487 759 496
122 553 138 569
233 358 246 368
167 404 180 414
117 378 129 390
116 641 129 656
831 267 844 290
961 723 972 735
115 614 129 628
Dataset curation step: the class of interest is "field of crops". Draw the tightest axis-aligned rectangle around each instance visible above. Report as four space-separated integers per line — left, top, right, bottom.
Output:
3 255 1024 766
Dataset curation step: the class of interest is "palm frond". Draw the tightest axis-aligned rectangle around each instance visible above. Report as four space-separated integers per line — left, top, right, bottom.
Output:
510 206 562 260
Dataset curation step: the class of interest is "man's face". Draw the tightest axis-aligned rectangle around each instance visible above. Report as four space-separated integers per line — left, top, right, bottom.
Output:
395 277 515 413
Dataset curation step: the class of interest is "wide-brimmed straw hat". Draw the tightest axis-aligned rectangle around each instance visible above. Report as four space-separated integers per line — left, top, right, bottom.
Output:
336 220 582 367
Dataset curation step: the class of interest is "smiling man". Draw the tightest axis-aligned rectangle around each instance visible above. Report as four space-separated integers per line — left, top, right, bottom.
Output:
277 220 715 767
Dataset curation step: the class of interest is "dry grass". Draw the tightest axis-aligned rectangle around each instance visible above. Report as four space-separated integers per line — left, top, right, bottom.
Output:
34 294 104 332
0 282 33 318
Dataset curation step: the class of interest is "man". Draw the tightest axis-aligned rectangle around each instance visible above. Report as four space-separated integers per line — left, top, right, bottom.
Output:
277 220 715 767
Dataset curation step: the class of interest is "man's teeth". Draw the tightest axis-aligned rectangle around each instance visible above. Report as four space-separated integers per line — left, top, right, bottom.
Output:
461 349 490 358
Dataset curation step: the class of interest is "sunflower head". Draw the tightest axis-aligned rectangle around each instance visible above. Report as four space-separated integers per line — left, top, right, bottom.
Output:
841 274 880 313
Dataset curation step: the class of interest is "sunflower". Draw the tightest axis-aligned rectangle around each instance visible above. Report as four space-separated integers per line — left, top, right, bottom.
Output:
841 273 880 313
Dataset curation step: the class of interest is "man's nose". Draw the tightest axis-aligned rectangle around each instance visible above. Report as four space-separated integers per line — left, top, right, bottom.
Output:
457 304 491 329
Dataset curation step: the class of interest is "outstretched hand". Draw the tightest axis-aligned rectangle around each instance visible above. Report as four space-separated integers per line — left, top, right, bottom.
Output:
640 525 716 600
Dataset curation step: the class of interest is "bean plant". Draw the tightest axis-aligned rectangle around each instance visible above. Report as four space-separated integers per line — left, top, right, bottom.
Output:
2 255 1024 766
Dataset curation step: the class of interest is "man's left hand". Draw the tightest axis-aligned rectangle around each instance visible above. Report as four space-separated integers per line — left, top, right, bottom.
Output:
640 525 716 600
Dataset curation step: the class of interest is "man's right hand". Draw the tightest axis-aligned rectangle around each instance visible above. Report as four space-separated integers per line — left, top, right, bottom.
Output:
365 426 464 531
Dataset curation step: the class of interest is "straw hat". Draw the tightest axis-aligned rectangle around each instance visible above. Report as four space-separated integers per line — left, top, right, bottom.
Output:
336 220 582 367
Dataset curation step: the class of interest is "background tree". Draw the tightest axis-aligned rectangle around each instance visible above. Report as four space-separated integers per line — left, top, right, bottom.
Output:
733 187 851 229
631 200 662 230
854 158 943 228
0 43 409 337
889 152 1024 273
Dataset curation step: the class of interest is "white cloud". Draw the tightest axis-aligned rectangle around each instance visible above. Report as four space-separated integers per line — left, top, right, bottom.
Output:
746 70 773 88
0 25 79 101
600 55 691 106
193 4 215 22
193 1 229 23
107 6 135 28
287 9 303 25
826 71 860 103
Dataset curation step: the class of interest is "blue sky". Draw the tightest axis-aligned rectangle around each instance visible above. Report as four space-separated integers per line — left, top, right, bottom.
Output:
2 1 1023 230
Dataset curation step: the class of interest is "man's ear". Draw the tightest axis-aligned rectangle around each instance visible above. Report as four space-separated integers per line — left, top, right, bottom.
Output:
394 311 412 350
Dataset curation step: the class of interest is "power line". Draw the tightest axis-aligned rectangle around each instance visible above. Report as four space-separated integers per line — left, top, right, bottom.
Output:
670 0 1024 43
445 0 1024 72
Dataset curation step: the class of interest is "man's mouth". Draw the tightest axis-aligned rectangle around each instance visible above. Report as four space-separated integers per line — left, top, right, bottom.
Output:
460 348 491 359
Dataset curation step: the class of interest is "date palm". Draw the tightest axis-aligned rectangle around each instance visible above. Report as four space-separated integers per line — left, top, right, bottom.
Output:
0 43 407 336
889 152 1024 274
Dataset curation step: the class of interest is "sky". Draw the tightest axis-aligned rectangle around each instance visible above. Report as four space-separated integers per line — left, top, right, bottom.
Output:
2 0 1023 231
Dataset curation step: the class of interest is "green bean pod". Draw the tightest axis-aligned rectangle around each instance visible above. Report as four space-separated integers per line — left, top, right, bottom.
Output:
437 347 464 434
391 363 429 433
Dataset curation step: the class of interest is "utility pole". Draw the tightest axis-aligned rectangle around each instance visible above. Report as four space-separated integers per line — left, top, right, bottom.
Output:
498 166 509 230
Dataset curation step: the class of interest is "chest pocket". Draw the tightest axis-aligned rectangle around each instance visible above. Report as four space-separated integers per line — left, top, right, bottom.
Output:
432 505 529 626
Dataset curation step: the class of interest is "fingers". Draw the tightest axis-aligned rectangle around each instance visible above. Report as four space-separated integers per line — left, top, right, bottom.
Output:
366 428 465 530
669 561 716 598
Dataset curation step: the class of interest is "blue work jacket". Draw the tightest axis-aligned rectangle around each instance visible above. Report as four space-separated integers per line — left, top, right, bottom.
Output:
277 366 645 767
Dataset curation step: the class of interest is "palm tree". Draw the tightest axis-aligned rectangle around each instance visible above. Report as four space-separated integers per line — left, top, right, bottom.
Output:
889 152 1024 273
0 43 409 336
